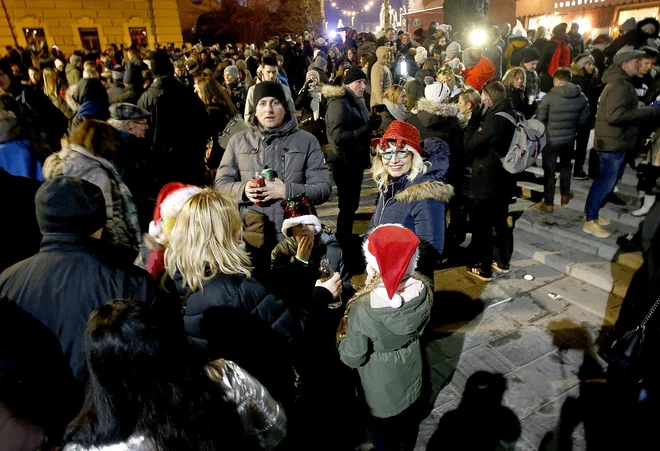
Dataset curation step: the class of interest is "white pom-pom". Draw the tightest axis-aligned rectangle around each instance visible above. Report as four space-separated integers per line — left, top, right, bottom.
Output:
148 220 161 238
388 293 403 308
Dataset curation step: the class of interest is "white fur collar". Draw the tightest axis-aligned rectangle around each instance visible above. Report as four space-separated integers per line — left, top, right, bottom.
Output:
370 278 424 308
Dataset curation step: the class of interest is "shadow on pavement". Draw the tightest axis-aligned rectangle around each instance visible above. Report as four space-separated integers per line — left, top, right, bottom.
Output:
425 371 521 451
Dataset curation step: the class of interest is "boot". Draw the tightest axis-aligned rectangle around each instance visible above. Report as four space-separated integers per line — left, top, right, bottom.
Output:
632 194 656 217
561 192 574 207
534 202 554 213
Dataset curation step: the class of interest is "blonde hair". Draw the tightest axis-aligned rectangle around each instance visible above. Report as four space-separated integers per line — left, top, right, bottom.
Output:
383 85 405 104
502 67 526 89
371 145 428 191
235 59 253 86
458 87 482 111
165 189 252 291
42 67 58 98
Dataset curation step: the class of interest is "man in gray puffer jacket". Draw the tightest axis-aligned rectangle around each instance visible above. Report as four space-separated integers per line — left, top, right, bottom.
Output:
215 81 331 274
536 67 590 212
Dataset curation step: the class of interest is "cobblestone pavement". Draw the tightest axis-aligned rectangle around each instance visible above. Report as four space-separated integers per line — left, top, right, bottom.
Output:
317 170 622 450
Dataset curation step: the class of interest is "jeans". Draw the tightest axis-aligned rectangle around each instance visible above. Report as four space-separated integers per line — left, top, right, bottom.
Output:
331 162 364 241
575 127 590 174
542 143 574 205
585 151 627 221
471 199 513 272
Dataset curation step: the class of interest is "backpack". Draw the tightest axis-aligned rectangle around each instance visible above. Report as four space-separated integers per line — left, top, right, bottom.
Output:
495 112 546 174
508 44 528 69
547 40 571 77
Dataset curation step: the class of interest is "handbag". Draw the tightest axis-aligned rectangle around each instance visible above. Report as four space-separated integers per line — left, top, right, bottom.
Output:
218 114 249 150
605 295 660 386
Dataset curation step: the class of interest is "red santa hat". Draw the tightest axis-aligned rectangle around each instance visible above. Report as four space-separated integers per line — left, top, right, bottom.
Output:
363 224 420 308
281 195 322 237
148 182 201 242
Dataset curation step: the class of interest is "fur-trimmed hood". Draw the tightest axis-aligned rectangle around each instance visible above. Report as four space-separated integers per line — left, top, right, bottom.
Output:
415 98 459 117
321 84 346 99
392 137 453 203
570 62 598 78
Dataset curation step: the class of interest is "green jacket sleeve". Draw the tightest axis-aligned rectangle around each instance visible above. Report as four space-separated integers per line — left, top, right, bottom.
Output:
338 304 370 368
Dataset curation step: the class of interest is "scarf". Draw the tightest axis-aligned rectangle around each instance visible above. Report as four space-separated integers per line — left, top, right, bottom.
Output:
383 98 408 121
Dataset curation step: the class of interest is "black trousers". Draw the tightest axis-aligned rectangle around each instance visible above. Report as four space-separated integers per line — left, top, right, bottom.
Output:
471 198 513 272
366 398 422 451
331 162 365 240
575 126 590 174
542 143 574 205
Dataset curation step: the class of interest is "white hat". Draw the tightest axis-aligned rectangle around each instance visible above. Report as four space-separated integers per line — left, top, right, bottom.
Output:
424 82 451 103
414 46 428 65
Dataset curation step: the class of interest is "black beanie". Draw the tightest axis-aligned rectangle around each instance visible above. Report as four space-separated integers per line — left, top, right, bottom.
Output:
150 49 174 77
522 48 541 63
36 176 106 236
343 66 367 85
253 81 287 106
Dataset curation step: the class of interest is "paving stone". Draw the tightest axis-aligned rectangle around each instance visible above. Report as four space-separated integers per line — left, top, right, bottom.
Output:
452 344 517 385
492 259 564 295
433 268 482 293
530 277 616 322
489 327 556 367
518 386 580 449
503 372 549 419
511 352 581 400
499 295 555 325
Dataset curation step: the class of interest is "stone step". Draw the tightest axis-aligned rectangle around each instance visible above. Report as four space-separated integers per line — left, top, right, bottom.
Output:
513 228 636 297
515 203 643 272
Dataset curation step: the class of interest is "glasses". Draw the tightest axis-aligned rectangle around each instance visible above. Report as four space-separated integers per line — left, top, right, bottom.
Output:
377 139 411 160
379 149 411 160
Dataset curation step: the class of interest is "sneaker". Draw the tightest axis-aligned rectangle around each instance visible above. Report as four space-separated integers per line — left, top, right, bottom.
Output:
573 171 589 180
466 265 493 281
598 217 611 226
560 192 574 207
583 220 612 238
492 262 511 274
534 202 554 213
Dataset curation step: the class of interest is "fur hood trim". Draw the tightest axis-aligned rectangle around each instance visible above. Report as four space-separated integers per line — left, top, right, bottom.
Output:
570 62 598 78
321 85 346 98
416 98 459 117
395 180 453 203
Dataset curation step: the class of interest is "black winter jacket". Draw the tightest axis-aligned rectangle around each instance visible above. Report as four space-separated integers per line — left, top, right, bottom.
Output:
505 86 526 114
464 99 517 202
138 75 211 186
0 234 153 380
322 85 372 168
571 63 602 120
594 65 660 153
536 83 590 146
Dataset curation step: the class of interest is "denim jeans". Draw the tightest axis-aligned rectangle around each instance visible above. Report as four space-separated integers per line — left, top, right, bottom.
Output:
542 143 574 205
585 151 626 221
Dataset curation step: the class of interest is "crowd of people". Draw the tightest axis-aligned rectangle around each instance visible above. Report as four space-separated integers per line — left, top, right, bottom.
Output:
1 15 660 451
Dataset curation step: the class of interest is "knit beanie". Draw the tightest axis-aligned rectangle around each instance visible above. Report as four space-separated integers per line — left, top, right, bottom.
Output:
36 177 106 236
522 47 541 63
343 66 367 84
552 23 568 37
424 82 451 103
445 41 461 60
224 65 239 81
306 69 321 81
254 81 287 106
414 46 428 65
574 53 595 69
315 57 328 68
463 48 483 68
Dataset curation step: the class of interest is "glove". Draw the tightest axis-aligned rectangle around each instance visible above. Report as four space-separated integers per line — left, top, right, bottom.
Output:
368 114 382 130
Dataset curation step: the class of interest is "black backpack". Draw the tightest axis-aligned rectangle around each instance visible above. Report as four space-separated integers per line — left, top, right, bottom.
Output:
509 44 529 68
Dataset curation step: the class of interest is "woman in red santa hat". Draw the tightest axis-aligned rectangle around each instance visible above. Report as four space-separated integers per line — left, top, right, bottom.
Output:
338 224 432 451
370 120 453 279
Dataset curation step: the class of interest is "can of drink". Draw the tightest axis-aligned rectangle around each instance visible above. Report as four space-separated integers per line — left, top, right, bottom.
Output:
261 167 275 181
250 172 265 206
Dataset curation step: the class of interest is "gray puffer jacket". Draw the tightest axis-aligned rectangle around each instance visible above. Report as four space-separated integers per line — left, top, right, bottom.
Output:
215 116 331 243
536 82 590 146
594 65 660 152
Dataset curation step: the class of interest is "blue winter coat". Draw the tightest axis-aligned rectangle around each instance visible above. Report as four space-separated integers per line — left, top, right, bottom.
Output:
369 138 454 267
0 139 44 181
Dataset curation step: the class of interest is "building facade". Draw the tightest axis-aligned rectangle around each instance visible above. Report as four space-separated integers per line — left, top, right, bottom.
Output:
403 0 517 32
0 0 184 54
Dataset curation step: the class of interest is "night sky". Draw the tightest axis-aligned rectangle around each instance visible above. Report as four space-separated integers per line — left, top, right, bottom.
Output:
324 0 406 31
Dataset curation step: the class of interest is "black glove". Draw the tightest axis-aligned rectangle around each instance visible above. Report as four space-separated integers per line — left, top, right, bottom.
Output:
368 114 382 130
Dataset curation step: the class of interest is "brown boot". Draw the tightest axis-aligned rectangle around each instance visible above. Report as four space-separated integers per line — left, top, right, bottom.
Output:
534 202 554 213
561 192 574 207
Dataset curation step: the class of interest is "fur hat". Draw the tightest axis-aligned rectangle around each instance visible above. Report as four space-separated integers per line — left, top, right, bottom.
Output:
363 224 420 308
280 195 322 237
425 82 451 104
574 53 595 69
445 41 461 60
149 183 201 242
614 45 646 66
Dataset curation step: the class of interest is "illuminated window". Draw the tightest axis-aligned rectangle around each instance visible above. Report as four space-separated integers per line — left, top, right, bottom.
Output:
24 28 47 51
129 27 148 47
79 28 100 50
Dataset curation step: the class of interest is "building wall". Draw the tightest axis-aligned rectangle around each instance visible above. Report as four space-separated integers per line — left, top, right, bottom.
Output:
1 0 184 54
405 0 517 32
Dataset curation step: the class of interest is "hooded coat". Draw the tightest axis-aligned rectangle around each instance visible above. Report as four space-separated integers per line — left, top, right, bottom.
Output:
404 68 435 110
604 18 660 59
462 56 496 91
570 63 602 120
405 99 463 157
536 82 590 146
322 85 372 168
338 274 432 418
503 37 531 71
594 65 660 153
65 63 81 86
370 138 454 266
0 111 43 181
370 47 394 107
215 106 331 244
